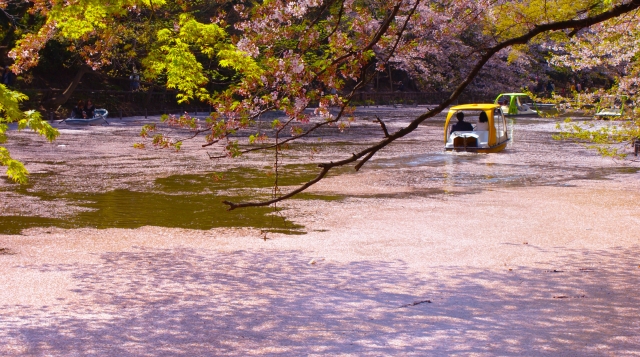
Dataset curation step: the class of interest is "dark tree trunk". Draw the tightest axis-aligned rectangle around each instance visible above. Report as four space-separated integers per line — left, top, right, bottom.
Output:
144 84 155 108
48 65 92 106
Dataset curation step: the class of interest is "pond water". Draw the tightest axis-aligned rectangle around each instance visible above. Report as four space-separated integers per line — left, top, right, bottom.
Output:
1 109 637 235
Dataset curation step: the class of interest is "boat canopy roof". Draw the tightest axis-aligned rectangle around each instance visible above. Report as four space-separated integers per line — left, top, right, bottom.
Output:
599 94 628 98
497 93 530 97
450 103 500 111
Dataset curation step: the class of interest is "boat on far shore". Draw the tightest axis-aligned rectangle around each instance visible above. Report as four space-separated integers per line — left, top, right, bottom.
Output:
494 93 539 116
595 94 628 118
64 109 109 125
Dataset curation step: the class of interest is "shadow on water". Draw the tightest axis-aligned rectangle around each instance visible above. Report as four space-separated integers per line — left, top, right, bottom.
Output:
0 190 305 235
3 247 640 355
0 165 344 235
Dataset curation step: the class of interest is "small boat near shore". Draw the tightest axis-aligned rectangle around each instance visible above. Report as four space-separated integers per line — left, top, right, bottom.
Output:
595 94 627 118
64 109 109 125
494 93 539 116
444 104 509 153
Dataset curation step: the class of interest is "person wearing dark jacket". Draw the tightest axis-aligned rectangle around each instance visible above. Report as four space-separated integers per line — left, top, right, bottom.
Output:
2 66 14 86
71 100 86 118
84 99 95 118
451 111 474 132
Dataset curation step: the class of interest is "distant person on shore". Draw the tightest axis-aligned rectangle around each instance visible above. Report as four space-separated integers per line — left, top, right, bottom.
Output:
2 66 14 87
130 71 140 91
84 99 96 118
546 81 555 96
475 112 489 131
71 100 86 118
451 112 474 133
534 80 544 94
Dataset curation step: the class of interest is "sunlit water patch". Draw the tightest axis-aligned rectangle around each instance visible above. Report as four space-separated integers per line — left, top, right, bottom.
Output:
368 152 639 194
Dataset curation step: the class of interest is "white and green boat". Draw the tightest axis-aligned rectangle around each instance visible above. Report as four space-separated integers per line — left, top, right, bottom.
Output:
494 93 540 116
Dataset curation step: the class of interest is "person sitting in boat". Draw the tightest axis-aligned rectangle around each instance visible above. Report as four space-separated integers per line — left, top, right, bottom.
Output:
451 111 474 133
475 112 489 131
71 100 86 118
84 99 96 118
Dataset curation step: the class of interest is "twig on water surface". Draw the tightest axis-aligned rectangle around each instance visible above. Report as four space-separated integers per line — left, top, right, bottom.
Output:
399 299 432 308
0 248 16 255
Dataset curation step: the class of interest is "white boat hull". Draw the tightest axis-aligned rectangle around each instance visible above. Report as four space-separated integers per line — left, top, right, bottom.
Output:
65 109 109 125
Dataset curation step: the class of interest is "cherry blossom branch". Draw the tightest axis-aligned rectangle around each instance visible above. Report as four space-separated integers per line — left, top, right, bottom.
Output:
206 104 350 159
311 1 403 83
218 1 416 162
174 129 211 144
307 0 340 30
223 165 332 209
168 1 404 160
200 105 276 149
223 0 640 210
317 0 344 44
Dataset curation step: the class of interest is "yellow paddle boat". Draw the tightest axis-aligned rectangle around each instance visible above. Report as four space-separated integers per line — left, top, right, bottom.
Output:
444 104 509 153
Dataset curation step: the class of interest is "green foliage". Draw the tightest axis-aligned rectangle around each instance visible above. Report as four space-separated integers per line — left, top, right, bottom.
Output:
139 124 157 138
0 147 29 184
47 0 167 40
0 84 59 183
18 111 59 142
491 0 608 40
143 14 262 104
225 141 242 158
554 118 640 158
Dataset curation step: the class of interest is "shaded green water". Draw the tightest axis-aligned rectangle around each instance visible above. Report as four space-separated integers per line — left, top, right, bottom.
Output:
0 165 343 235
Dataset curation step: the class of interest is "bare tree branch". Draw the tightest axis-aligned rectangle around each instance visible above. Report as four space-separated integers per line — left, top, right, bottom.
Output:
374 115 390 138
0 7 19 28
223 166 332 209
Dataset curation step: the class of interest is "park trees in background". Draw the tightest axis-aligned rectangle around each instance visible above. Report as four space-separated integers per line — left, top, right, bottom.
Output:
545 6 640 157
1 0 639 197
